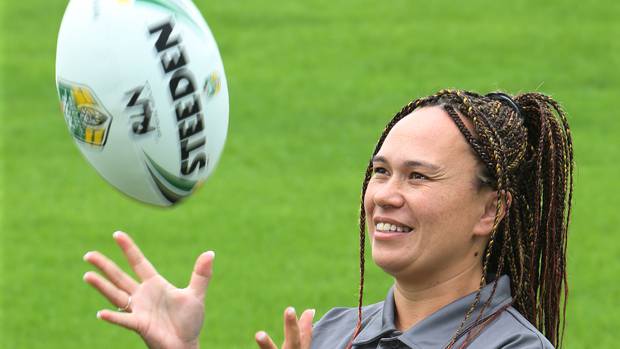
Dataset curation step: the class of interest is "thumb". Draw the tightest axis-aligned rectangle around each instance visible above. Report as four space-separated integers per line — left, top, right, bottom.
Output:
187 251 215 298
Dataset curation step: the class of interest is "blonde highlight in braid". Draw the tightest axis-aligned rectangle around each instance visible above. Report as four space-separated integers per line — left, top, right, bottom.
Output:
350 89 573 349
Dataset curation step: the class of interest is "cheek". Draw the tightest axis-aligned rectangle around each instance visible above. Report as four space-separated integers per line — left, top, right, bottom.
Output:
430 195 484 244
412 187 474 228
409 187 448 215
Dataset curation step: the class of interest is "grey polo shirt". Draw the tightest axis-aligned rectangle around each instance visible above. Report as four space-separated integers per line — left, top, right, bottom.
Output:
311 276 553 349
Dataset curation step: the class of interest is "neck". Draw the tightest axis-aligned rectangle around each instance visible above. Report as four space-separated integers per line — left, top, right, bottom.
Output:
392 262 483 331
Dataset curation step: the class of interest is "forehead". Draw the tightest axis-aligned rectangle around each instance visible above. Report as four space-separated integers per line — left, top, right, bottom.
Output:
377 106 474 165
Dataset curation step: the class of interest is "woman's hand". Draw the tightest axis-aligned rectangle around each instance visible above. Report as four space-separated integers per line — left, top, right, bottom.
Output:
255 307 315 349
83 231 214 349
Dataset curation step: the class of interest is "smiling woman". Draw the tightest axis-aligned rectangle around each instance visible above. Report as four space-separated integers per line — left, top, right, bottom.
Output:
82 89 573 349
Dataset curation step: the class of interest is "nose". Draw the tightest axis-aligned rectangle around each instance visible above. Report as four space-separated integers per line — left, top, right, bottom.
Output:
372 178 405 209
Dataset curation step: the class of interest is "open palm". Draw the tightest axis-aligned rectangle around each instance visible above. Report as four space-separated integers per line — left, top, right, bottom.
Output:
83 231 214 349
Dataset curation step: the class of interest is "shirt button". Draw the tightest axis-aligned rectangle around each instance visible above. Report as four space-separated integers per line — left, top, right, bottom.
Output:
379 340 402 349
389 342 401 349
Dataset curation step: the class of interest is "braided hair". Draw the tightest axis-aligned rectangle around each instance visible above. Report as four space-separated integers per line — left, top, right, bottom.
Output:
349 89 573 348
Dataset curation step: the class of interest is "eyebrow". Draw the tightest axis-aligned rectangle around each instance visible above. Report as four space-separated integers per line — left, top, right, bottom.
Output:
372 155 441 171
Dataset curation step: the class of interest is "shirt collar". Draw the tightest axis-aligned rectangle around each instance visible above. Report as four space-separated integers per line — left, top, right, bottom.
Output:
352 275 513 348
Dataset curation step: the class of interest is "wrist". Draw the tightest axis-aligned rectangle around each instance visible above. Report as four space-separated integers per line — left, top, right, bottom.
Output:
146 339 199 349
184 340 200 349
181 341 199 349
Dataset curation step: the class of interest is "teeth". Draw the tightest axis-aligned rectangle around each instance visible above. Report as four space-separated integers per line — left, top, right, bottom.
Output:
375 222 412 233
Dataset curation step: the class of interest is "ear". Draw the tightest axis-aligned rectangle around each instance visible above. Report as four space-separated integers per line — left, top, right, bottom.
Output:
472 190 512 237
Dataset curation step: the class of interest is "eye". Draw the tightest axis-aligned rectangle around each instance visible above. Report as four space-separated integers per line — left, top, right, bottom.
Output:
372 166 388 176
409 172 428 180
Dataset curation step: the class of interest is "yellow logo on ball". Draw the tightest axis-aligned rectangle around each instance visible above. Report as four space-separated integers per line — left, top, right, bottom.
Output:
58 80 112 147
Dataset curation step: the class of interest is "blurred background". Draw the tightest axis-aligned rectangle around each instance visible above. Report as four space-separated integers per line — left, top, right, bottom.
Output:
1 0 619 347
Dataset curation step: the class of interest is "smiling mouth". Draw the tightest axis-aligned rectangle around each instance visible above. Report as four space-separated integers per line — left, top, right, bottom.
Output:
375 222 413 233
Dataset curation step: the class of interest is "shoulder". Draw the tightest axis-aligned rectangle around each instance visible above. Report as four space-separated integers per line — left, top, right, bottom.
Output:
470 307 554 349
311 302 383 349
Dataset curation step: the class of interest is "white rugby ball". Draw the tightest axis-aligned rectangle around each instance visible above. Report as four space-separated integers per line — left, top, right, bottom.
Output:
56 0 228 206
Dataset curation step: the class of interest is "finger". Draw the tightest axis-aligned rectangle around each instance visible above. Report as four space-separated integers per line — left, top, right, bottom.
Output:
97 309 139 332
255 331 278 349
187 251 215 299
83 271 131 309
283 307 301 349
84 251 139 294
113 231 158 281
298 309 315 349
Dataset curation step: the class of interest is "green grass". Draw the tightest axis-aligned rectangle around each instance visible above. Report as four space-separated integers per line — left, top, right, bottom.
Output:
2 0 619 348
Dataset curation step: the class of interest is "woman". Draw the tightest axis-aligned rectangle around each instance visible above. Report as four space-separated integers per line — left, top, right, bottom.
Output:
83 89 573 349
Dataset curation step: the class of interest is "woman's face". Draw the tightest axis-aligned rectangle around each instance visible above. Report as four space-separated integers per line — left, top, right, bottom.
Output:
364 106 496 282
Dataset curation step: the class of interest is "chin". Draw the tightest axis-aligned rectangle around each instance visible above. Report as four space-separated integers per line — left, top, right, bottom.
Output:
371 248 413 276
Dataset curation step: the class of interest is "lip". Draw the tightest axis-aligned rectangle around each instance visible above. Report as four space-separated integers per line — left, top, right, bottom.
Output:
372 230 411 241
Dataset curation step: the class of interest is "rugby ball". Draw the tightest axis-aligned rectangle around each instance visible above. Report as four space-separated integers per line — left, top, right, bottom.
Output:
55 0 228 206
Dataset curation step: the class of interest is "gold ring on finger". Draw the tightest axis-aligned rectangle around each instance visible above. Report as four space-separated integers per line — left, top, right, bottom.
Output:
118 296 132 312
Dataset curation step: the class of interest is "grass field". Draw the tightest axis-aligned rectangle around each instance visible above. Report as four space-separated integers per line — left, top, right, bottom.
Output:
2 0 620 348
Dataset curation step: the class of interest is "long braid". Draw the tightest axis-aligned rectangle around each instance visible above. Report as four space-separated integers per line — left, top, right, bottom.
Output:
346 167 371 349
545 95 573 346
352 89 573 348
